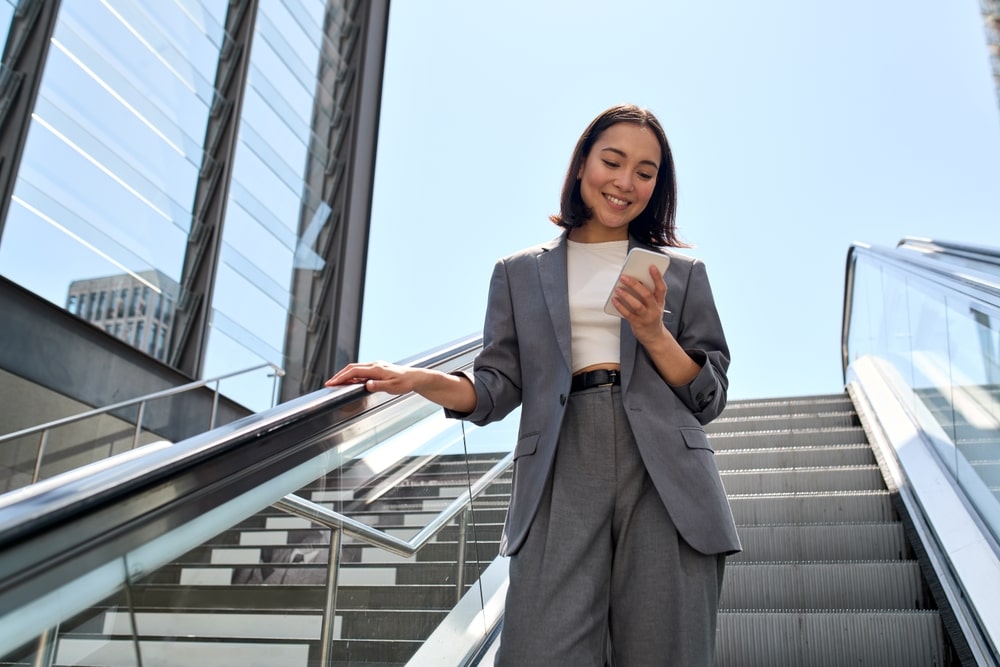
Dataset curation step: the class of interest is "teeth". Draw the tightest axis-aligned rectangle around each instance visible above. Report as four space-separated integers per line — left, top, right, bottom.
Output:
605 194 628 206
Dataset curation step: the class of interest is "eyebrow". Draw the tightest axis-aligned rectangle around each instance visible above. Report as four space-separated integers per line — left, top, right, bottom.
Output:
599 146 659 171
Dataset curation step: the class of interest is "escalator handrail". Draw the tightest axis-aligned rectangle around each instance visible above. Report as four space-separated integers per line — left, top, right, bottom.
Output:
0 333 483 549
897 236 1000 263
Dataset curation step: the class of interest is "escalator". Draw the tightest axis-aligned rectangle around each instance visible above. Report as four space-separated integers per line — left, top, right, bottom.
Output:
0 238 998 665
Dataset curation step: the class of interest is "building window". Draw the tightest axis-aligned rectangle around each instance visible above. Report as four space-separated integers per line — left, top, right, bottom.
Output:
148 323 158 355
157 327 167 360
96 291 107 321
135 320 145 348
129 287 139 317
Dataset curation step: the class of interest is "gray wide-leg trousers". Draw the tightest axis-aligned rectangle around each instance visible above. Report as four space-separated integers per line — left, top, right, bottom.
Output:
495 386 725 666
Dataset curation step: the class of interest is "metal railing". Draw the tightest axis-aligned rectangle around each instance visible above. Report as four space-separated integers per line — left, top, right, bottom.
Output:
274 449 514 667
0 362 285 484
0 334 505 664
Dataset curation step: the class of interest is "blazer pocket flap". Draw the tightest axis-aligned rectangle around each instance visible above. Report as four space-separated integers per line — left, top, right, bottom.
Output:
680 427 714 452
514 433 539 459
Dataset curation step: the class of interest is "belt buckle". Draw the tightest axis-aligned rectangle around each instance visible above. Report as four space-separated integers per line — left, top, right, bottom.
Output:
594 369 616 388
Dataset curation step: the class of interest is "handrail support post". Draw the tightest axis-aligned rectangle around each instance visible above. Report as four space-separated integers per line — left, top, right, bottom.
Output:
319 526 342 667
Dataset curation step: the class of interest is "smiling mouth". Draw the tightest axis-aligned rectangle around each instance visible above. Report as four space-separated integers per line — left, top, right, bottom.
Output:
604 193 629 208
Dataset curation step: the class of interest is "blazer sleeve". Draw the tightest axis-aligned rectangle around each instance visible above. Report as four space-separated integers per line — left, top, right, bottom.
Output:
670 259 730 424
444 258 523 425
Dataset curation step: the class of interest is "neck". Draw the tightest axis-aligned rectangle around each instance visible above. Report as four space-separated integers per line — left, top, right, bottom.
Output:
568 225 629 244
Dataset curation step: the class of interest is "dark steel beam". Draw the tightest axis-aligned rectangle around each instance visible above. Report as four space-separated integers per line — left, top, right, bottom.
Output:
0 0 61 240
281 0 389 402
169 0 258 377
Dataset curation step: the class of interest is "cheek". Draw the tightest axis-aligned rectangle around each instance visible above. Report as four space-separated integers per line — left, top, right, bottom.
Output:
579 170 602 202
638 182 657 207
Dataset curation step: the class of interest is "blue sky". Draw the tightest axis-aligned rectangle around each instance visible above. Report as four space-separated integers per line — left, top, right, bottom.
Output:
359 0 1000 401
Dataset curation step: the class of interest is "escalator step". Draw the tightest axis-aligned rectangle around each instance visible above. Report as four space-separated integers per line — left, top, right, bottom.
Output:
721 561 930 610
729 491 895 524
715 611 946 667
728 523 908 563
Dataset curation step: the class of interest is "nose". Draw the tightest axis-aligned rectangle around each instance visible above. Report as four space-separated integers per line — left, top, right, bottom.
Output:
614 173 634 191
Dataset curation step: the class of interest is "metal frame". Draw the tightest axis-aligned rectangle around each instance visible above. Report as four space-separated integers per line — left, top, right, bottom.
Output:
0 362 284 484
0 0 61 241
273 452 512 667
169 0 259 377
282 0 391 401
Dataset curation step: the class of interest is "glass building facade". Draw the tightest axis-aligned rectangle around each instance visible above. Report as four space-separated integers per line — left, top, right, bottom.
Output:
0 0 387 412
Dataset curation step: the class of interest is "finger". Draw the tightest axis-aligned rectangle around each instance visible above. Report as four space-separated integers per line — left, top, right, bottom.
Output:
325 362 380 386
649 266 668 298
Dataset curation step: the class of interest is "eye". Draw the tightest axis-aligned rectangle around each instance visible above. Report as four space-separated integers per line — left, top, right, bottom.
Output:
602 159 619 168
637 171 654 181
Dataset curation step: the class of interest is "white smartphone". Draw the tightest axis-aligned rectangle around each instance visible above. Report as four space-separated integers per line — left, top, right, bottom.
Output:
603 248 671 317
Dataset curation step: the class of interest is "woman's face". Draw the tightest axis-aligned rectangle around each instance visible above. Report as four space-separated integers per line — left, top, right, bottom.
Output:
573 122 661 242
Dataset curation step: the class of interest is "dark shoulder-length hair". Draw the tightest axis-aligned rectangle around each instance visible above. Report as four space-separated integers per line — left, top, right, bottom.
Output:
550 104 687 248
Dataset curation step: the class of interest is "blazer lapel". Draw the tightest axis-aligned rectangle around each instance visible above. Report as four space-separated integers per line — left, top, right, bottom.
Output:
537 235 573 373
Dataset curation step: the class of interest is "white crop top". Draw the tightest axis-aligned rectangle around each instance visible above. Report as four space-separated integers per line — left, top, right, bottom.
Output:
566 239 628 373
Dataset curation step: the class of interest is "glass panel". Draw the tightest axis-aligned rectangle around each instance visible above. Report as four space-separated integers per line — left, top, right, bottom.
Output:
946 296 1000 544
0 0 226 362
202 0 329 395
906 278 958 471
0 365 517 663
844 247 1000 547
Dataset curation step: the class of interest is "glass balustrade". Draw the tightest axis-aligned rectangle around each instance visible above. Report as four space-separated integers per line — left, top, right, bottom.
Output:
0 338 519 666
845 244 1000 546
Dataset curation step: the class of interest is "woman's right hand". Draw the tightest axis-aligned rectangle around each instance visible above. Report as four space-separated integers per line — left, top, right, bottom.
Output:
324 361 417 395
325 362 478 413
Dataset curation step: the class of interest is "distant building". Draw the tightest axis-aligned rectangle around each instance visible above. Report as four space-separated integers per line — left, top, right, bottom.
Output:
66 270 179 363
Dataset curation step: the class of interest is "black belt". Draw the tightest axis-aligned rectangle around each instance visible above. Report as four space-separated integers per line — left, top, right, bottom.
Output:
571 369 621 392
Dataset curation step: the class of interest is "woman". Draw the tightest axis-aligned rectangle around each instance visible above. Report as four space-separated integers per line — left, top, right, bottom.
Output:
326 104 740 665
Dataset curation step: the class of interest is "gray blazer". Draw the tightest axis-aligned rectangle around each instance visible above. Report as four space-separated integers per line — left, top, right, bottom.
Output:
448 233 741 557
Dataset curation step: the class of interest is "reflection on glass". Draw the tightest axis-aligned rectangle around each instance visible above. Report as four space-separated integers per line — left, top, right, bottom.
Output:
0 1 222 363
846 249 1000 546
14 404 514 664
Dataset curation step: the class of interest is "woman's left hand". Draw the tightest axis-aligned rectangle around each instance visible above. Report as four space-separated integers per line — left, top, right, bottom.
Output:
611 265 669 346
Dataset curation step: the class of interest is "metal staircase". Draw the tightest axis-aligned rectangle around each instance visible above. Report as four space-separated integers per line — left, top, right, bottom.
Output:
34 452 512 666
710 393 959 666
